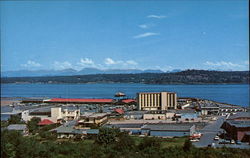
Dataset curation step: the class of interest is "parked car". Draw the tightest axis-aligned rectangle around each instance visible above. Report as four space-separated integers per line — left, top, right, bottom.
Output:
214 136 219 140
190 139 199 142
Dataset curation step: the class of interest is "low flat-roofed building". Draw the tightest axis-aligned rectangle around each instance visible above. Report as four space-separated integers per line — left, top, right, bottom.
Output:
227 112 250 121
141 123 195 137
143 110 175 120
124 111 146 120
105 123 143 134
174 109 201 122
53 126 99 139
22 106 80 123
137 92 177 111
22 109 52 122
221 120 250 142
77 113 108 128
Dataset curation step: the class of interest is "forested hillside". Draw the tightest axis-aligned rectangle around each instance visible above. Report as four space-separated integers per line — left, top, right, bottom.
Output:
1 70 249 84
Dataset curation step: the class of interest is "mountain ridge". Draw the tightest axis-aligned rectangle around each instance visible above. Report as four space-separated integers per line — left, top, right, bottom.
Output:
1 68 168 77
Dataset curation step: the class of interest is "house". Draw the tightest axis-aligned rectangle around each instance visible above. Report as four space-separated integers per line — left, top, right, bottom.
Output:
7 124 28 135
52 125 99 139
141 123 196 137
53 126 75 139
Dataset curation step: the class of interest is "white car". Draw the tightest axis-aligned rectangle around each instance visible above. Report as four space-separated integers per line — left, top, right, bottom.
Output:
190 139 199 142
214 136 219 140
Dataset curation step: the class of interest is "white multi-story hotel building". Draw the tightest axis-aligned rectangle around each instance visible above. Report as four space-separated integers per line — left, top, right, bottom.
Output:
137 92 177 111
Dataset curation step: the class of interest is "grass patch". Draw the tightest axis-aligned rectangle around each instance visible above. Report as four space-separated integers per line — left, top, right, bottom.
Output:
130 135 187 148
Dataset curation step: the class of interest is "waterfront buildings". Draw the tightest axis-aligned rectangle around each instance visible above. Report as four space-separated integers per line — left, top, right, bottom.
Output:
137 92 177 111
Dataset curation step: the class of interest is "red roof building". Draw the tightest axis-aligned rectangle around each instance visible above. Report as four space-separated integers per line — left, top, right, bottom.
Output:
38 119 55 126
114 108 125 115
122 99 136 104
45 98 114 104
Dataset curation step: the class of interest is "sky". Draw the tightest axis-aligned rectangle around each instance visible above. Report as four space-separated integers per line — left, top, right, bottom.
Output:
0 0 249 72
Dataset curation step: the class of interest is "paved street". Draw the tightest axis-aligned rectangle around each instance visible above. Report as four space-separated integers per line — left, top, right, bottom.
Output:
193 116 225 147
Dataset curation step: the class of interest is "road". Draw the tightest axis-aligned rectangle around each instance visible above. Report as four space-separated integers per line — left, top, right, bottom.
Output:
193 116 225 147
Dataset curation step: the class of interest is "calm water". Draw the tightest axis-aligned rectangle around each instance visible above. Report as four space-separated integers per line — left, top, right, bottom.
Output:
1 83 249 107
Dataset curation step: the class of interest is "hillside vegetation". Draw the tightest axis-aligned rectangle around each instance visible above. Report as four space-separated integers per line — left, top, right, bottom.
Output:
1 70 249 84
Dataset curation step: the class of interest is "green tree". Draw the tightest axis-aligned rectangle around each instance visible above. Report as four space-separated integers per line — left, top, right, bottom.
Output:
27 117 41 134
8 115 23 124
138 137 161 151
115 131 135 152
183 139 193 152
96 127 120 146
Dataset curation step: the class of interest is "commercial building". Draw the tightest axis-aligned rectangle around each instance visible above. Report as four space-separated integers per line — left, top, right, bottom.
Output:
141 123 195 137
22 106 80 123
221 112 250 142
143 110 175 120
77 113 108 128
137 92 177 111
174 109 201 122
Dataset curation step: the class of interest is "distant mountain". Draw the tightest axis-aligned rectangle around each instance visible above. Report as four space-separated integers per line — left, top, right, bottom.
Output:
143 69 164 73
1 68 165 77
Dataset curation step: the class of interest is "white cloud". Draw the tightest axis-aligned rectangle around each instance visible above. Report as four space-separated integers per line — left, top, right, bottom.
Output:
147 15 166 19
104 58 116 65
133 32 159 39
79 58 94 65
21 60 42 68
138 24 149 29
77 58 96 68
53 61 73 70
104 58 138 67
243 60 249 65
204 61 242 67
126 60 138 65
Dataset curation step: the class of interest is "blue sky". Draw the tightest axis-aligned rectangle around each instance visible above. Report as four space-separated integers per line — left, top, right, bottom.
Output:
1 0 249 72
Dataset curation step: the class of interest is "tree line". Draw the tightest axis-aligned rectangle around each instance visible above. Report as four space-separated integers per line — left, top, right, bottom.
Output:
1 70 249 84
2 126 250 158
